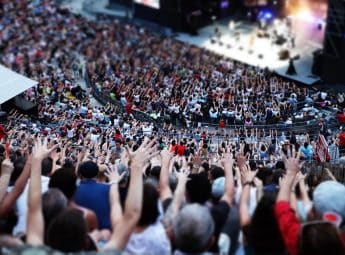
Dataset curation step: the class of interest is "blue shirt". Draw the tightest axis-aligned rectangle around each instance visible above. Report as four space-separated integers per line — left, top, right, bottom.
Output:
300 145 313 160
75 179 111 229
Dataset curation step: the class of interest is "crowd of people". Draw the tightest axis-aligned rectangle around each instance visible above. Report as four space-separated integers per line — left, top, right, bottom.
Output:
1 0 345 254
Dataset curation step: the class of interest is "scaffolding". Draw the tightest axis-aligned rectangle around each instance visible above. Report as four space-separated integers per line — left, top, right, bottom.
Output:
323 0 345 58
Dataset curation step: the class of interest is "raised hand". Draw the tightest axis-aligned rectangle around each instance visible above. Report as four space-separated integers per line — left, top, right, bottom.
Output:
284 156 302 176
253 177 263 188
1 159 14 176
174 168 190 184
236 152 247 169
221 151 235 169
160 148 173 164
105 165 125 184
241 164 258 183
125 137 159 169
32 137 58 161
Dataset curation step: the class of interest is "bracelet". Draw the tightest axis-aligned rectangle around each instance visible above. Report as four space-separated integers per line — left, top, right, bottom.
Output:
109 180 119 186
243 181 253 187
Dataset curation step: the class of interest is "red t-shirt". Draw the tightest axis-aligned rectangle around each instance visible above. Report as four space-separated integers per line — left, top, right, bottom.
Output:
176 145 186 156
275 201 300 255
126 101 133 114
339 132 345 146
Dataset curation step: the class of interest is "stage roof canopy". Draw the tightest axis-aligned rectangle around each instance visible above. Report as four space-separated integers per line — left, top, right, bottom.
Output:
0 65 37 104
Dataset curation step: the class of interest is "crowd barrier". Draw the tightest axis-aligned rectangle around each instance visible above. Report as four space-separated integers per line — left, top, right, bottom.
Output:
304 162 345 184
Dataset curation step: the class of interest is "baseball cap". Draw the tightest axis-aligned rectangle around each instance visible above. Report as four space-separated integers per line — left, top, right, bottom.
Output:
313 181 345 219
211 177 225 199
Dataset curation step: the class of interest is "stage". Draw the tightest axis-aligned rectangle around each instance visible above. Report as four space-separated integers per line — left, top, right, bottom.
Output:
176 19 324 85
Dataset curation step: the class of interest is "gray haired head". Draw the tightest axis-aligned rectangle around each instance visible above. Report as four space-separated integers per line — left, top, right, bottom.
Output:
173 203 215 253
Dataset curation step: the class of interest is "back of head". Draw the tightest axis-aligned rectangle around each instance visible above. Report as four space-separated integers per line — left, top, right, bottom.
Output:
173 204 215 253
248 193 285 254
272 169 285 185
209 165 225 181
47 208 88 253
313 181 345 219
299 222 345 255
138 182 160 227
49 168 77 200
186 172 211 204
42 188 68 229
78 160 99 179
10 157 26 185
0 208 18 235
41 157 53 176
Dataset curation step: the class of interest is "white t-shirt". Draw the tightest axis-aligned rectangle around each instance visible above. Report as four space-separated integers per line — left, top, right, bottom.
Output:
125 222 171 255
67 128 74 138
142 126 152 136
13 176 50 235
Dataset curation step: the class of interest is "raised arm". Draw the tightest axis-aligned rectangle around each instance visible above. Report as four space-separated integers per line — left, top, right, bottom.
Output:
104 164 126 230
239 165 258 227
0 155 31 217
159 149 173 201
103 137 159 251
27 138 57 246
277 155 300 202
275 153 302 255
0 159 14 203
220 151 235 206
170 168 190 219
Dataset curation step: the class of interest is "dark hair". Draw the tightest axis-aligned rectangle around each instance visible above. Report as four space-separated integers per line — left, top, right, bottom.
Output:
149 166 161 180
78 161 99 179
272 169 285 185
306 172 323 199
275 161 285 170
49 168 77 200
209 166 224 181
47 208 88 252
298 222 345 255
41 157 53 176
246 193 285 254
42 189 68 232
186 172 211 204
10 157 26 185
0 208 18 235
138 183 160 227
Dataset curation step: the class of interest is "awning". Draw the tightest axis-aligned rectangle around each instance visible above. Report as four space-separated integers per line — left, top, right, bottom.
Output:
0 65 37 104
